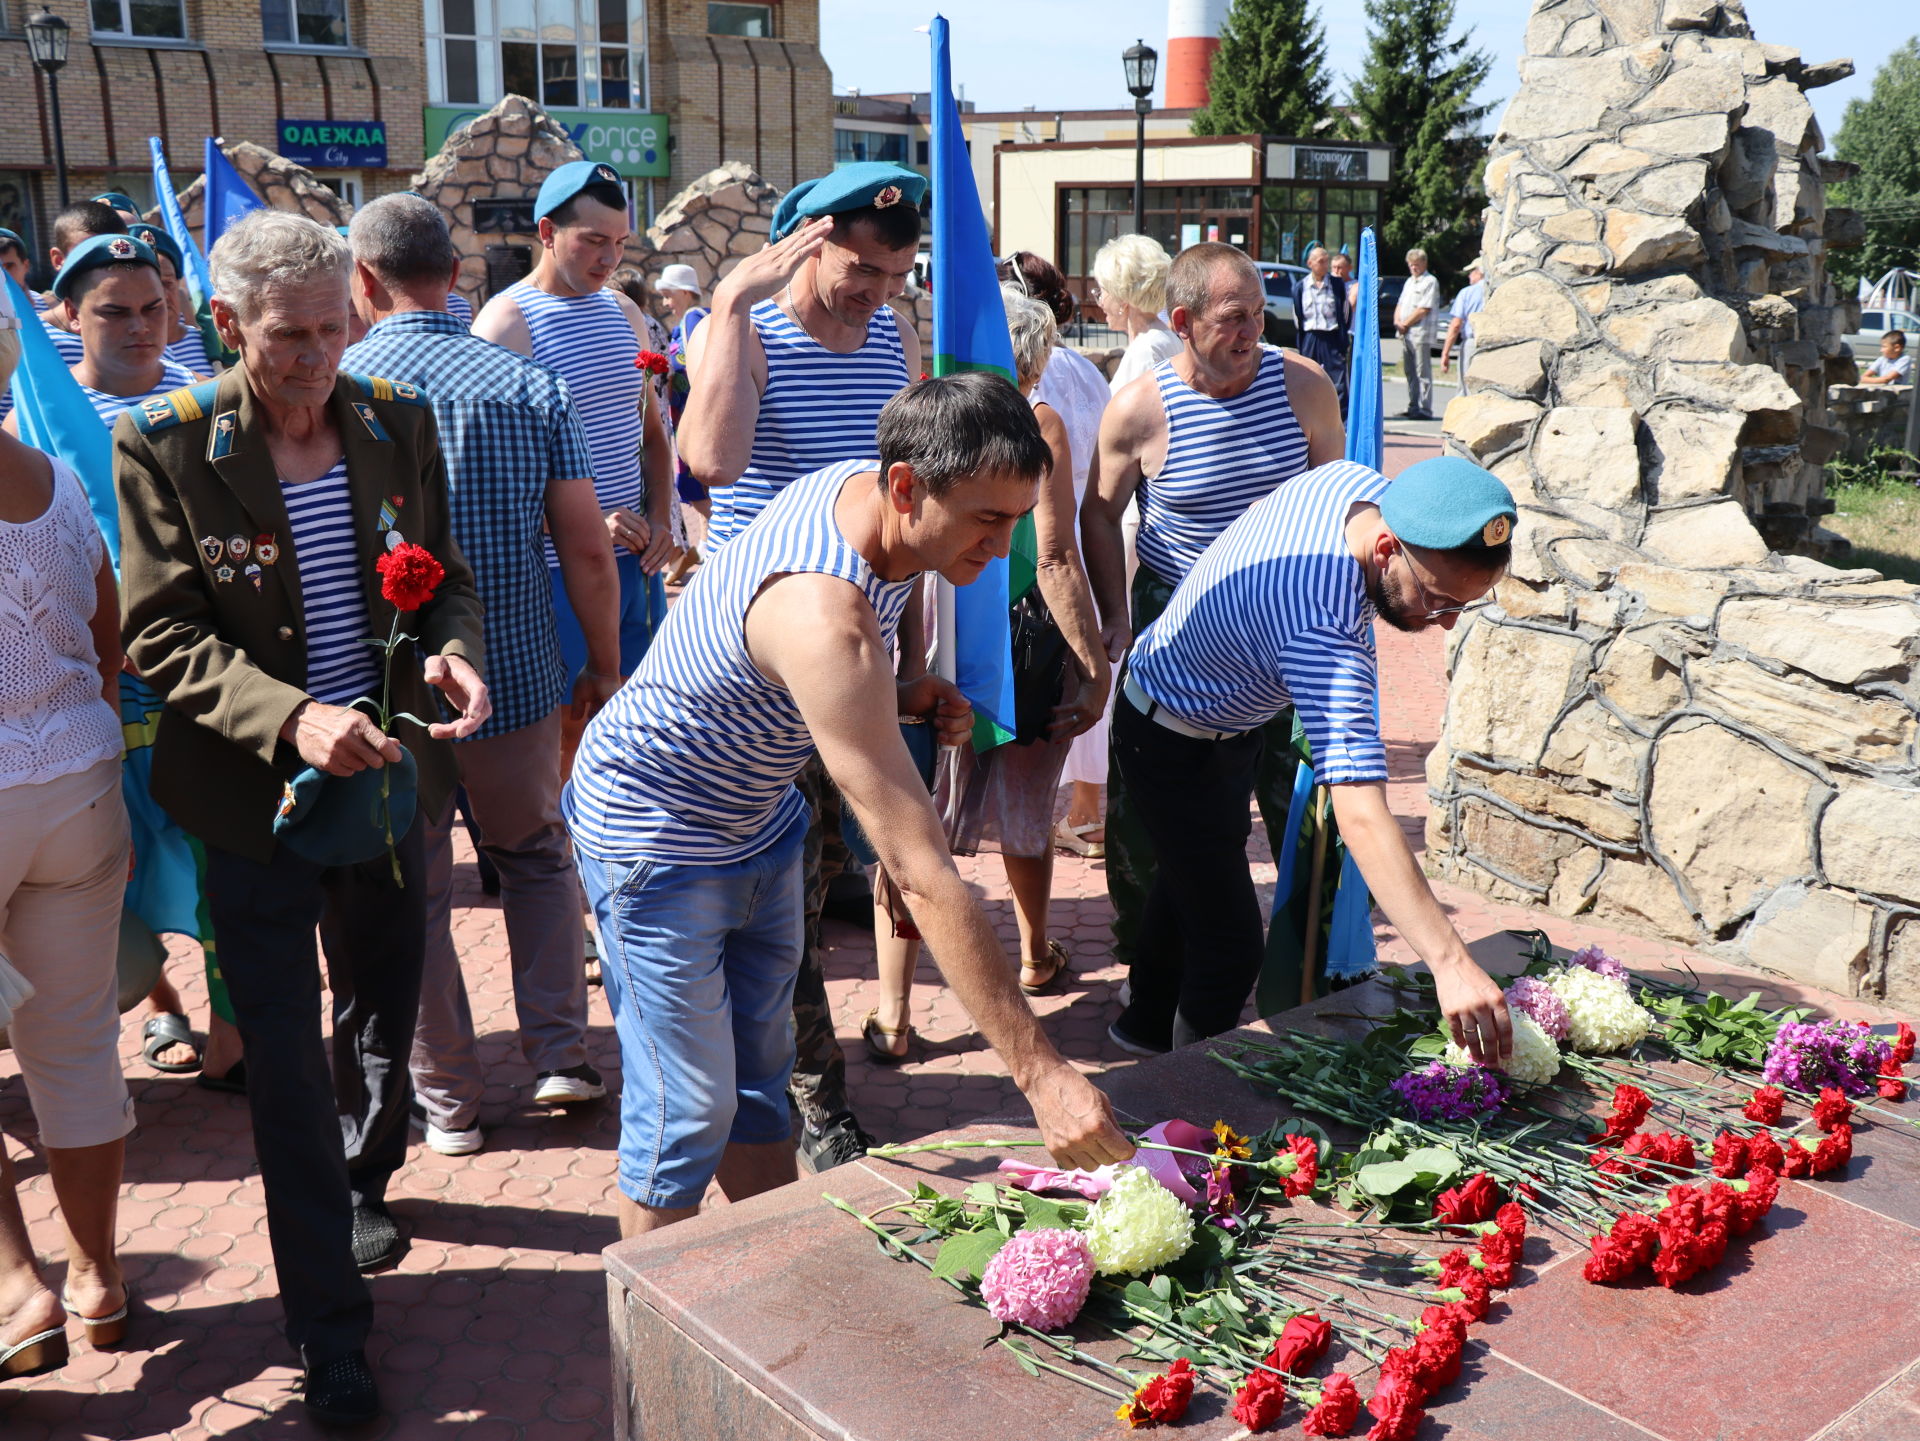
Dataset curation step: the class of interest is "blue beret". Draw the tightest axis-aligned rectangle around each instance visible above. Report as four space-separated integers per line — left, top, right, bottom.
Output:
771 163 927 241
52 233 160 300
534 160 627 223
272 751 419 867
126 222 183 272
92 191 139 213
0 227 24 253
1379 455 1518 551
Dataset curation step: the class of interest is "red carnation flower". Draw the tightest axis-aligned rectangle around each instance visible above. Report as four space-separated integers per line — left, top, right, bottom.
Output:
1432 1248 1478 1288
1589 1084 1653 1144
1810 1122 1852 1176
1743 1086 1786 1125
1879 1056 1909 1102
1782 1138 1815 1178
376 541 445 612
1365 1365 1429 1441
1268 1312 1333 1376
1282 1133 1320 1198
1622 1130 1697 1173
1895 1022 1916 1066
1744 1132 1786 1172
1232 1366 1289 1431
1730 1165 1779 1235
635 349 669 374
1812 1088 1854 1132
1452 1272 1492 1321
1710 1131 1749 1178
1433 1172 1500 1226
1477 1229 1521 1289
1121 1357 1194 1426
1494 1202 1527 1247
1302 1373 1362 1437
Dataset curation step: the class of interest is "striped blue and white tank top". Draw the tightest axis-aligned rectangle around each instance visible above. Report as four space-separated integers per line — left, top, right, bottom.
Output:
707 298 909 551
1136 345 1309 586
1129 460 1390 783
165 326 214 376
564 459 916 864
282 460 381 707
78 360 196 431
46 322 83 366
445 290 474 327
505 279 644 566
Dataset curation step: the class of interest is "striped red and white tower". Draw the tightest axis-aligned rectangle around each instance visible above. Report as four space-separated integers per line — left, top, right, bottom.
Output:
1165 0 1228 109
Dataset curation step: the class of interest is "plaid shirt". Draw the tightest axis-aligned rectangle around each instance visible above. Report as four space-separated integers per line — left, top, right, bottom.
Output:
343 310 595 740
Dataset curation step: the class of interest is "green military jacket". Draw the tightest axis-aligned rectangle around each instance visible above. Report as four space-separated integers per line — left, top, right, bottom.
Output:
114 365 486 862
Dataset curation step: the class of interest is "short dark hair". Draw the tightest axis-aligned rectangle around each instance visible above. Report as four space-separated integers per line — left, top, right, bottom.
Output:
608 265 652 312
833 202 922 253
1886 330 1906 347
548 181 629 229
54 201 128 255
1167 241 1260 319
877 372 1052 495
0 234 25 261
1407 536 1512 577
997 250 1075 326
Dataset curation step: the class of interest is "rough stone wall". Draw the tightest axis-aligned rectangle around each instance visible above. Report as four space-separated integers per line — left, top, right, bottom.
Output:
1429 0 1920 1011
150 141 354 238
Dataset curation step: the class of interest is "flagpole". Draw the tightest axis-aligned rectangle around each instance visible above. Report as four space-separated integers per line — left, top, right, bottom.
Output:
934 576 957 683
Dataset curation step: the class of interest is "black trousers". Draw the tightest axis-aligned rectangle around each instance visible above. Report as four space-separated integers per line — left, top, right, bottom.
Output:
202 819 428 1362
1298 330 1350 415
1111 692 1289 1050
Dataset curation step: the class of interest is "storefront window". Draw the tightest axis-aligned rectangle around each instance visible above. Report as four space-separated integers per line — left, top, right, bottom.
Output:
1261 185 1379 264
431 0 646 108
834 129 909 166
1058 185 1255 292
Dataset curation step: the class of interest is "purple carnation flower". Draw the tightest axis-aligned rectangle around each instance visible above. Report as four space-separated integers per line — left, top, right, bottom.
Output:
1505 976 1571 1042
1568 945 1629 983
1762 1018 1892 1097
1390 1060 1511 1122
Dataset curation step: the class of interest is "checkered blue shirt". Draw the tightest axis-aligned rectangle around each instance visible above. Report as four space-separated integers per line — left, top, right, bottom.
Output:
343 310 596 740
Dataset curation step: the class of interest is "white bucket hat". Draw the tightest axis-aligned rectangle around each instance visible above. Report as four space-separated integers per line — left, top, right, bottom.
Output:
656 263 702 295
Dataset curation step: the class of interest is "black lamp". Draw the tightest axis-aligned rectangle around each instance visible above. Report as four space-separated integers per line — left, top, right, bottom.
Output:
26 10 73 212
1123 40 1158 237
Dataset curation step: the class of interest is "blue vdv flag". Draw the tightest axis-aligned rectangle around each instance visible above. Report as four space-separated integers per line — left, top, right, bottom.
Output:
203 137 266 253
152 137 231 366
6 273 119 561
929 13 1018 749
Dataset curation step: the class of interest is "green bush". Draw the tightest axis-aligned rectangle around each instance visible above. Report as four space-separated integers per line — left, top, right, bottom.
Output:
1826 446 1918 492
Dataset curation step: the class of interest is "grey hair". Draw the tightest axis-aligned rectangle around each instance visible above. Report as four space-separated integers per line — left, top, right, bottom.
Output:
1305 245 1328 263
1167 241 1261 320
349 193 455 288
1001 283 1057 389
1406 247 1429 264
209 209 350 319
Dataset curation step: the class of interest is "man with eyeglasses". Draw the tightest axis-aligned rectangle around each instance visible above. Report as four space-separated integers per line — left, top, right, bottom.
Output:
1109 455 1517 1067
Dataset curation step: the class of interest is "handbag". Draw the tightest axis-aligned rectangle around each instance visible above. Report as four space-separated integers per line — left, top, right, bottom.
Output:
1008 587 1072 746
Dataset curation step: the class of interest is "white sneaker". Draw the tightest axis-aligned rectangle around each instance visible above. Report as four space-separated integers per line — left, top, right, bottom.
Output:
424 1120 483 1156
533 1064 607 1105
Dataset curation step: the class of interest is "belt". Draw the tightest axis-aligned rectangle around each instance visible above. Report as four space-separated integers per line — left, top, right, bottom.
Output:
1123 673 1233 742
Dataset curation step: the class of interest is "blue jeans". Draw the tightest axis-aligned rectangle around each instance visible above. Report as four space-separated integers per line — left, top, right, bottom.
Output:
551 551 668 682
578 811 808 1208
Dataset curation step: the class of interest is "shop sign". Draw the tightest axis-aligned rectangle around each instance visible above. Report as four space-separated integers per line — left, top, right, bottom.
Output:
277 119 388 168
423 106 669 179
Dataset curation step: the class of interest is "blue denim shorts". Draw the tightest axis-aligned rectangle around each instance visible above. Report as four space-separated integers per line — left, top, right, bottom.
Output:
578 810 807 1208
551 552 668 684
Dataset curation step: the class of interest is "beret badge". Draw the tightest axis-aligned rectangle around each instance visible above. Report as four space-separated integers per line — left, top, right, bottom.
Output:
1481 514 1512 547
873 184 904 209
107 236 136 259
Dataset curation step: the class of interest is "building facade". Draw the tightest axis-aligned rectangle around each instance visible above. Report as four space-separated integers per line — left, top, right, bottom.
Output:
0 0 426 268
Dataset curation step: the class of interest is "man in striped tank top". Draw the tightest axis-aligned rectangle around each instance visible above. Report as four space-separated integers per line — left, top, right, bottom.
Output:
1115 456 1516 1064
37 201 132 368
678 163 924 1171
1081 242 1345 1052
474 161 675 787
565 375 1132 1237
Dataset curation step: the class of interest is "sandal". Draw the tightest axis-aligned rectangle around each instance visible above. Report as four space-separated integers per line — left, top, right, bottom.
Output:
1052 820 1106 859
61 1284 131 1349
1020 940 1072 996
0 1325 66 1381
861 1008 914 1066
140 1013 201 1074
197 1060 248 1096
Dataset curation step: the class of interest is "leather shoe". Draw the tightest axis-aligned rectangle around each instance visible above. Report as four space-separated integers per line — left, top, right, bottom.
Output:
350 1201 402 1273
302 1347 379 1427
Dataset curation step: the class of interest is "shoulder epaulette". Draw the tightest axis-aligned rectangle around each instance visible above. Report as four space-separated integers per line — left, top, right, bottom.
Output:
346 372 429 407
130 379 220 435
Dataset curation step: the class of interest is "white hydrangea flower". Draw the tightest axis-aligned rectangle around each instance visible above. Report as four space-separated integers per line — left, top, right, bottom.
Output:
1080 1164 1195 1276
1446 1009 1561 1085
1544 964 1653 1053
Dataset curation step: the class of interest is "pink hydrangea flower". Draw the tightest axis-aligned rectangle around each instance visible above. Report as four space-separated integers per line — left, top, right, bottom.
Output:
1569 945 1629 983
1504 976 1571 1042
978 1228 1096 1330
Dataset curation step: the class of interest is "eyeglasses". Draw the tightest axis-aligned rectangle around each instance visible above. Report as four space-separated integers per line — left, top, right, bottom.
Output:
1395 542 1478 620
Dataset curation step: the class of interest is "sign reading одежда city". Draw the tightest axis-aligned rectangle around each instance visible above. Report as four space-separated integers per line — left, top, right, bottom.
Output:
277 119 388 168
423 106 669 178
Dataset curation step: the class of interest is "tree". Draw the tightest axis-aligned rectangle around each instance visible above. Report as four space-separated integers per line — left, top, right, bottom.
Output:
1190 0 1335 141
1832 39 1920 292
1343 0 1493 280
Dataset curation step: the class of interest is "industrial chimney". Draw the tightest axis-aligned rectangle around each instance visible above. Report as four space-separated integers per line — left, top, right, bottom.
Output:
1165 0 1227 109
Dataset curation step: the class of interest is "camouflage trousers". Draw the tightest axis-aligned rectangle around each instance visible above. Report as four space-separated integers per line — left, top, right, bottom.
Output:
1106 565 1302 989
789 756 853 1133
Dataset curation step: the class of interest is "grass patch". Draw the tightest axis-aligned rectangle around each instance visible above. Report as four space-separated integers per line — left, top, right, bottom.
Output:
1823 448 1920 585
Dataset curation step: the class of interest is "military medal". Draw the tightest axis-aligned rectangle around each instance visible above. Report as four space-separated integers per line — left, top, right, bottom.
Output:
226 535 249 561
246 562 262 592
215 564 235 584
255 534 279 565
200 535 224 564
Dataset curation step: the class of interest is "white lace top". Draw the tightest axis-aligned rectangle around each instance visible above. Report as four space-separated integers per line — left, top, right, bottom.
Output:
0 456 120 790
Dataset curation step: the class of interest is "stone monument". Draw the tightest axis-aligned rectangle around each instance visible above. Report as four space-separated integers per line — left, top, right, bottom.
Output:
1429 0 1920 1011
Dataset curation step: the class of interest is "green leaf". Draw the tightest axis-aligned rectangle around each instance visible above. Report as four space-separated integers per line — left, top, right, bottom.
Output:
1149 1274 1175 1303
962 1181 1000 1209
1356 1160 1422 1198
1013 1193 1083 1232
1004 1342 1040 1377
1402 1146 1463 1187
911 1182 940 1201
1123 1279 1172 1319
931 1229 1008 1281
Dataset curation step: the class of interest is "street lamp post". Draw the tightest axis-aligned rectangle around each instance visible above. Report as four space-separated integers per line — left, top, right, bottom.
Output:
1123 39 1157 238
25 9 73 213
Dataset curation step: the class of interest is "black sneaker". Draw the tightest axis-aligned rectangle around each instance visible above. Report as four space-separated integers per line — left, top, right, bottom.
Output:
302 1347 380 1427
350 1200 403 1274
533 1063 607 1105
1107 1020 1172 1058
798 1115 877 1174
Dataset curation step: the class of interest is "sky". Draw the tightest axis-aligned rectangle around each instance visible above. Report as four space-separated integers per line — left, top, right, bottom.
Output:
819 0 1900 148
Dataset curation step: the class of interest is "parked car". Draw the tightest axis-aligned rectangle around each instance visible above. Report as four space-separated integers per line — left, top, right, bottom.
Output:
1256 262 1309 347
1848 307 1920 363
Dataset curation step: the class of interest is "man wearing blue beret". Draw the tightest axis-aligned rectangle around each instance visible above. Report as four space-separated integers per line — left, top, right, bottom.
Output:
38 200 131 366
127 222 217 378
1110 454 1517 1065
674 159 925 1172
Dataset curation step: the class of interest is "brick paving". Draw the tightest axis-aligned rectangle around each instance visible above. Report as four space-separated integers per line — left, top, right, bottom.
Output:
0 431 1884 1437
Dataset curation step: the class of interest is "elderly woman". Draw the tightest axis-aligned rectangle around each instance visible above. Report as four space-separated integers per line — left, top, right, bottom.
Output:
0 282 134 1381
1094 234 1181 393
863 289 1109 1059
113 209 487 1427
